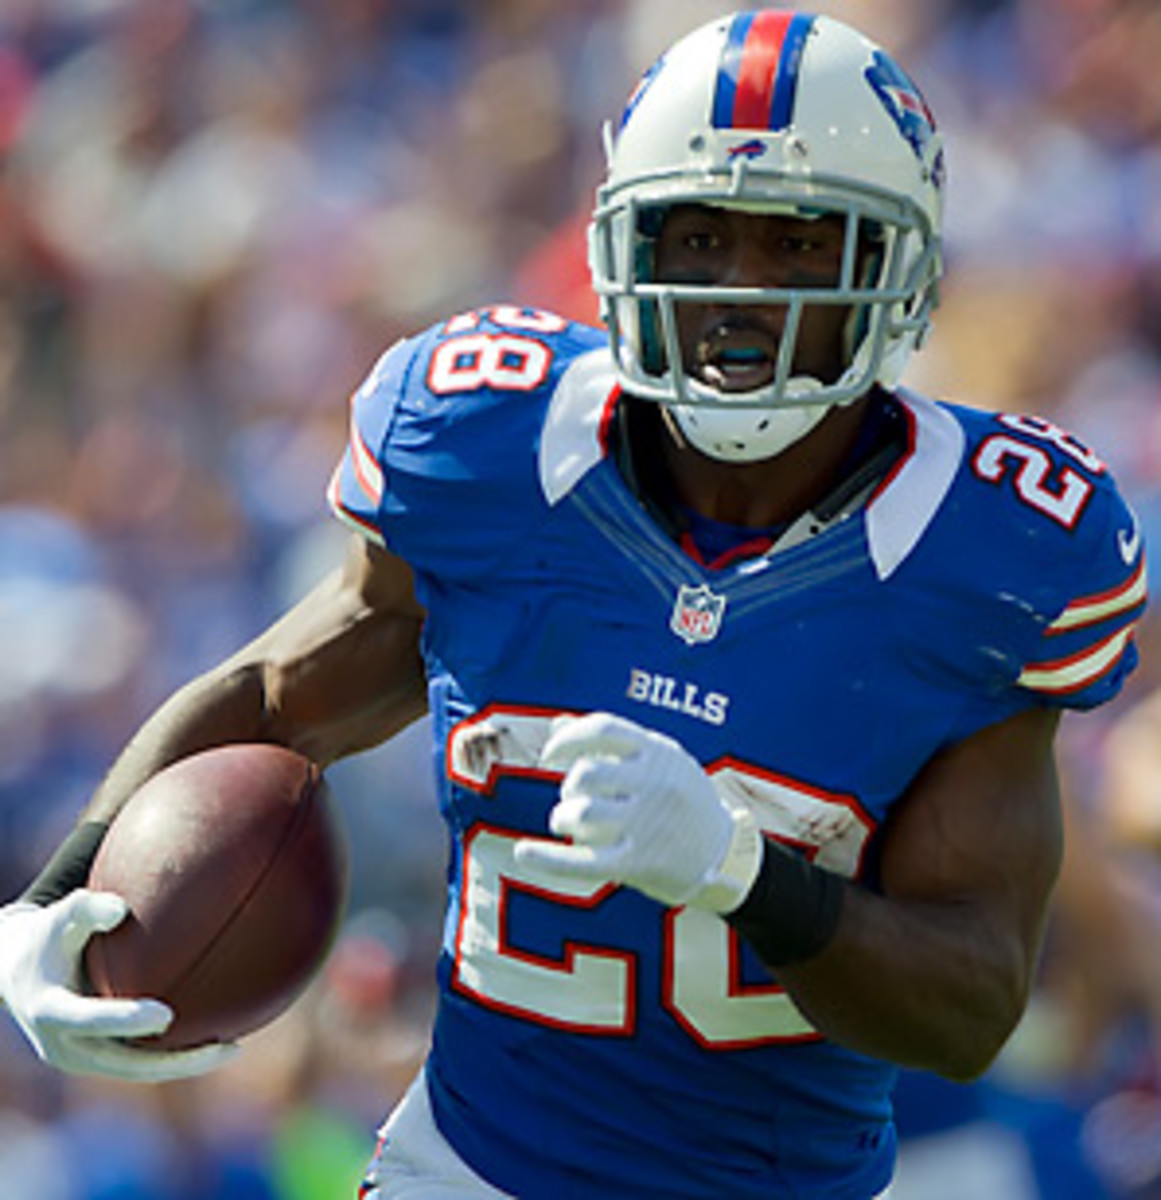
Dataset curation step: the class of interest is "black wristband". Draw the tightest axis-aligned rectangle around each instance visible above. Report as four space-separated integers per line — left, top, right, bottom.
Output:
725 838 845 967
20 820 110 906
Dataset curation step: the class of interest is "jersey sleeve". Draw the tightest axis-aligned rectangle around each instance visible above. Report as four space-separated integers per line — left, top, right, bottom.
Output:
1015 478 1147 709
327 336 410 550
327 309 602 581
906 403 1149 728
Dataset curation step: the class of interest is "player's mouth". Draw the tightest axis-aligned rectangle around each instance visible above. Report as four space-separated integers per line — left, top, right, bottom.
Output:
693 322 780 393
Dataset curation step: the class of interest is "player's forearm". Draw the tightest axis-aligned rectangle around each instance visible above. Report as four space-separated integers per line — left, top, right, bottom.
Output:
18 664 274 905
83 664 275 824
774 884 1039 1080
766 706 1064 1079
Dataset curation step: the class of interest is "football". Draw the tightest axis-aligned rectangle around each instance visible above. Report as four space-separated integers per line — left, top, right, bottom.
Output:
84 742 349 1050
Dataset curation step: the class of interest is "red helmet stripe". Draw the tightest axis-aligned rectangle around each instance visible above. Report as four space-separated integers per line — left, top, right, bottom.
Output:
731 10 794 129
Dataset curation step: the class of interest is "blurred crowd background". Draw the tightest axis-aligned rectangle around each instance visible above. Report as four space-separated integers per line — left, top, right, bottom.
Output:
0 0 1159 1196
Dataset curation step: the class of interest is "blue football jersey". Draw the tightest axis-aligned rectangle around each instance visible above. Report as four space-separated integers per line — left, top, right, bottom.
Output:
328 306 1147 1199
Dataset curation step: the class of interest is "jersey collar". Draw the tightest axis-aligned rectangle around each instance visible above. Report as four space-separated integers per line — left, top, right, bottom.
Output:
538 353 967 582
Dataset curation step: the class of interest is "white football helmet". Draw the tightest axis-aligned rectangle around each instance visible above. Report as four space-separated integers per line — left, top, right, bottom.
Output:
589 10 946 462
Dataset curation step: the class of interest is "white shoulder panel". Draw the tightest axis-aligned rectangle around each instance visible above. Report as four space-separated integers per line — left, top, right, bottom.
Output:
538 349 620 506
866 391 966 580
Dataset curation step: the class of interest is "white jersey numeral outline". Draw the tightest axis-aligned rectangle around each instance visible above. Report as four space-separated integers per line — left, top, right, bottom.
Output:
427 306 569 396
972 414 1104 530
447 706 875 1049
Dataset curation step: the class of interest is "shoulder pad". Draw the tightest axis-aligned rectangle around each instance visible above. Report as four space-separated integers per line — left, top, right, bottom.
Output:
952 407 1146 708
328 306 604 576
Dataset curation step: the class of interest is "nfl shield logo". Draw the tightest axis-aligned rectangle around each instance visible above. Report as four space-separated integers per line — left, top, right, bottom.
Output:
670 584 727 645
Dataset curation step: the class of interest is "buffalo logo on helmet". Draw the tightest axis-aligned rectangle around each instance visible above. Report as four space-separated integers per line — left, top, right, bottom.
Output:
864 50 938 166
620 52 667 130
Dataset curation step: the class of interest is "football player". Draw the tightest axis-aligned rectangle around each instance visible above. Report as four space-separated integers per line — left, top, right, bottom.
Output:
0 10 1148 1198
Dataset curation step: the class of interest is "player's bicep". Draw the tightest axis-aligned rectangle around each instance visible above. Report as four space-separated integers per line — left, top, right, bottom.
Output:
224 536 428 764
878 706 1064 960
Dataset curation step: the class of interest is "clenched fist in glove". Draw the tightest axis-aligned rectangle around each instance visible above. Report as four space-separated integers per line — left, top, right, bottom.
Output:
515 712 763 912
0 892 237 1082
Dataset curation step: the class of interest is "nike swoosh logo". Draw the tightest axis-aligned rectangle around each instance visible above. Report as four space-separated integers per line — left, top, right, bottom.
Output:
1118 519 1142 566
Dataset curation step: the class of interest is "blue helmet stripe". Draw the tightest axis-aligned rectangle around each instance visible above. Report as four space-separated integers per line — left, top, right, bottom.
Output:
767 13 814 130
711 13 755 128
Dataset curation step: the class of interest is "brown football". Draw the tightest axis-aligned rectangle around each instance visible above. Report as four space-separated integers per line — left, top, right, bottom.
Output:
84 743 348 1049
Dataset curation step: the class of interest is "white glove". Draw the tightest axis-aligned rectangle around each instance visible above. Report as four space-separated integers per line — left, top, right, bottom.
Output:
514 713 763 912
0 891 238 1082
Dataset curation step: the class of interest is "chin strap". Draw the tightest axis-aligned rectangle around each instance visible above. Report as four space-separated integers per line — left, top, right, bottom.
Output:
671 390 833 463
